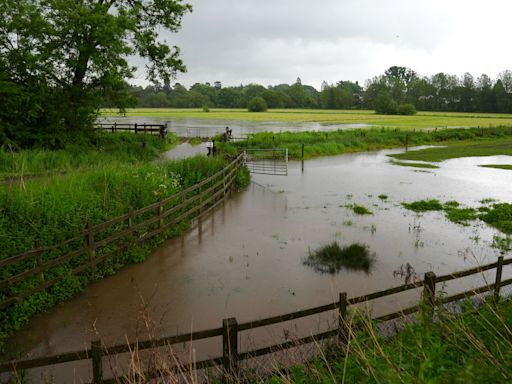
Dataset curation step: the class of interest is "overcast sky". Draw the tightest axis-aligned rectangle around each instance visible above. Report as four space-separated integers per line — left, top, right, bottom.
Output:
132 0 512 90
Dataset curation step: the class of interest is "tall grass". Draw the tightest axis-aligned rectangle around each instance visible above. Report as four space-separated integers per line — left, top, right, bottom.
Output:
217 126 512 159
270 298 512 383
0 133 176 177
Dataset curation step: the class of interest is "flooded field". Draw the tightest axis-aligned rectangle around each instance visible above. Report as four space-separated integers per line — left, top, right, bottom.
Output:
3 147 512 382
98 116 371 137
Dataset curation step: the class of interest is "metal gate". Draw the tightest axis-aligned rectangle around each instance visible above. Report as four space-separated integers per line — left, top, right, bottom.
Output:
243 148 288 176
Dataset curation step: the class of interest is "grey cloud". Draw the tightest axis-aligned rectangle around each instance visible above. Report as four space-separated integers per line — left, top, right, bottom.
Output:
131 0 512 89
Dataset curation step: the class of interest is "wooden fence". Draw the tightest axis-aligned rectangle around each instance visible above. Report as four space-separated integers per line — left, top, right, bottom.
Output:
0 154 245 312
94 123 168 139
1 254 511 383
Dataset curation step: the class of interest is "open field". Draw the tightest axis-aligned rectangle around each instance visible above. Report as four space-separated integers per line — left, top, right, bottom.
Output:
391 137 512 162
102 108 512 129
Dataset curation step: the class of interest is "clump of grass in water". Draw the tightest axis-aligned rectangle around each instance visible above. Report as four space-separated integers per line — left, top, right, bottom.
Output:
391 160 439 169
402 199 444 212
479 164 512 170
480 203 512 234
346 204 373 215
378 194 388 200
445 208 478 225
303 242 375 274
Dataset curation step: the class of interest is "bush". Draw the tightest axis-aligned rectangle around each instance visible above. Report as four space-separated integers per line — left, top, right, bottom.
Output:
374 92 398 115
247 96 268 112
398 103 417 115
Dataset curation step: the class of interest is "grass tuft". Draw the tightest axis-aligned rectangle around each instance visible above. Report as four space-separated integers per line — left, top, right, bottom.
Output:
402 199 444 212
304 242 375 274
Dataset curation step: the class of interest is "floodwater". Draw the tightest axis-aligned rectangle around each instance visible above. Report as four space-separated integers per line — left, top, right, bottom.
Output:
97 116 371 137
3 148 512 382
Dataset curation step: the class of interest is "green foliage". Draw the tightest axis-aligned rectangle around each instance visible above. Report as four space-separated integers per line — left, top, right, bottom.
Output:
479 164 512 170
378 194 388 200
269 299 512 383
398 103 417 115
479 203 512 234
391 160 439 169
0 133 176 177
350 204 373 215
304 242 375 274
445 208 478 225
374 92 399 114
247 96 268 112
218 126 512 161
0 0 191 146
402 199 444 212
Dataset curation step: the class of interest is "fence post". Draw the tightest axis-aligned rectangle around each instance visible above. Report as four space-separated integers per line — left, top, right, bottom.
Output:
222 167 227 198
338 292 348 347
134 123 138 134
158 201 164 231
222 317 238 380
494 256 504 302
35 240 45 292
423 272 436 320
91 340 103 384
86 223 97 274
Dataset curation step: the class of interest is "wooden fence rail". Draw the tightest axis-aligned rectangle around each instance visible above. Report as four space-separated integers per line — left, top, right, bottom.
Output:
0 154 245 311
1 255 510 383
94 123 168 139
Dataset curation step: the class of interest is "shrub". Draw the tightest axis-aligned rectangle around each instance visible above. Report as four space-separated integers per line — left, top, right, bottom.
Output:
247 96 268 112
373 92 398 115
398 103 417 115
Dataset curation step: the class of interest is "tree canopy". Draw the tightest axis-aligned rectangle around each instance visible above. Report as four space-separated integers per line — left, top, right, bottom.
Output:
0 0 191 147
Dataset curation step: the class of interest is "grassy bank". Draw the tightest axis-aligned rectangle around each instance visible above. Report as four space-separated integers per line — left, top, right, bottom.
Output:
266 298 512 383
391 136 512 162
0 132 176 178
102 108 512 129
217 126 512 159
0 136 250 351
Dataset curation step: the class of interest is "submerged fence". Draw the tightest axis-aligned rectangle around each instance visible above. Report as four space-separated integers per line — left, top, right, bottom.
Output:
0 154 245 312
1 254 511 383
94 123 168 139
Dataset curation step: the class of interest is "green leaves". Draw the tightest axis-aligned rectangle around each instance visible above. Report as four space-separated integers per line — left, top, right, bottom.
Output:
0 0 191 146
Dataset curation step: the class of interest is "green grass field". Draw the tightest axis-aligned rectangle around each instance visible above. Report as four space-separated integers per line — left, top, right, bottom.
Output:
391 137 512 162
102 108 512 130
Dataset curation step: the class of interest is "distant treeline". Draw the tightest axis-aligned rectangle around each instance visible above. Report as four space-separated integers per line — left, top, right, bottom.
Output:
125 66 512 113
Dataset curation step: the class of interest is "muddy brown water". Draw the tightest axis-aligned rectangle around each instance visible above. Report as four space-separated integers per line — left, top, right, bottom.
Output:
3 147 512 382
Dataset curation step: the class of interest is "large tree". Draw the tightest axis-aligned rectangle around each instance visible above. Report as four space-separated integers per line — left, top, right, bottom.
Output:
0 0 191 146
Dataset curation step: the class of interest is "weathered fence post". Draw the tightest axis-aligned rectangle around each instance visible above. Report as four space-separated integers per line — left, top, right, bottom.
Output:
91 340 103 384
86 223 97 274
158 201 164 231
423 272 436 320
134 123 138 134
222 317 238 380
222 167 227 198
338 292 348 347
494 255 504 302
35 240 45 292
